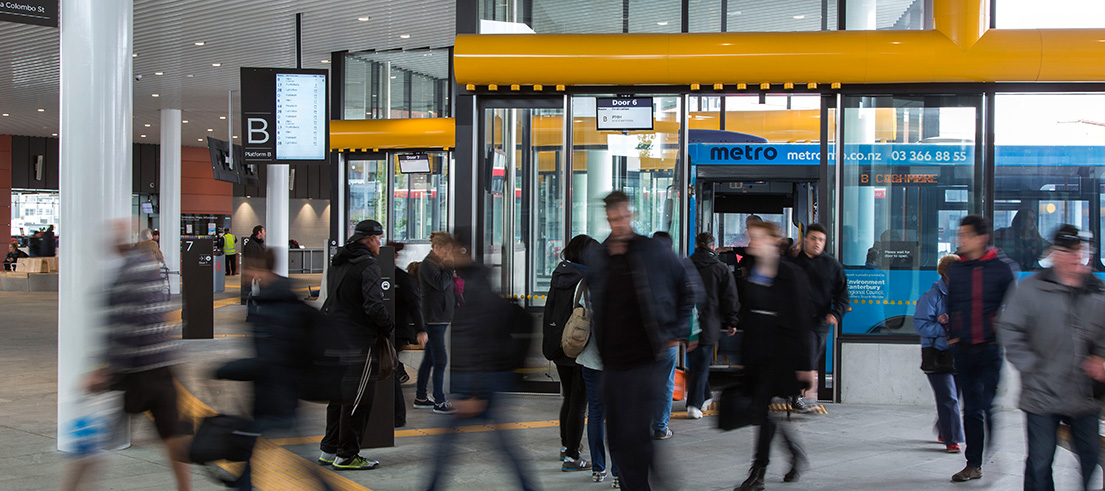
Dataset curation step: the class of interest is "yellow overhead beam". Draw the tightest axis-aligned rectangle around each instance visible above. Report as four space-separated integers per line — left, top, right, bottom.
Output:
454 0 1105 86
329 118 455 151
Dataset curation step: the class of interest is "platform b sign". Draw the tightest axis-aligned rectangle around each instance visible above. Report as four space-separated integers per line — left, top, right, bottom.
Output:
240 67 329 164
247 118 270 144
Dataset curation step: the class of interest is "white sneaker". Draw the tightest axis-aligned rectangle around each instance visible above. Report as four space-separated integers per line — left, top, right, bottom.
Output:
687 406 703 419
702 397 714 410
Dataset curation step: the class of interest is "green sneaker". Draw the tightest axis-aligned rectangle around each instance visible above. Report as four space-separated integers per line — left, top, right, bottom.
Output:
332 455 380 471
317 452 336 466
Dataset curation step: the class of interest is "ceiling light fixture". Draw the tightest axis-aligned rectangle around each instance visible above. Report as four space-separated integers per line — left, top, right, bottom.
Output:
212 63 221 67
219 116 226 119
232 136 238 139
657 21 669 26
194 41 205 46
198 138 203 142
399 34 411 39
793 15 806 19
152 93 160 97
321 60 330 63
207 128 214 132
51 133 57 136
357 17 369 21
37 108 44 112
1 113 8 117
154 72 164 75
132 53 138 57
140 134 147 138
144 123 151 127
182 120 189 123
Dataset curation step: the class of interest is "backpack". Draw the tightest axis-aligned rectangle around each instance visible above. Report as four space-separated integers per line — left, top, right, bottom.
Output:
560 280 591 358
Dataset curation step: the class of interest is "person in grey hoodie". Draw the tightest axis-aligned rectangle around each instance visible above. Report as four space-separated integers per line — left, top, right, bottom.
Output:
997 224 1105 491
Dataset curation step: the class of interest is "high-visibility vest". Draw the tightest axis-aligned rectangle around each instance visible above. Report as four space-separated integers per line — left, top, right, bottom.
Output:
223 233 237 254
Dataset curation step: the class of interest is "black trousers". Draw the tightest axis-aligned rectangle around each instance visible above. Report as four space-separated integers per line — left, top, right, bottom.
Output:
225 254 237 275
556 364 587 459
394 362 407 426
603 360 665 491
320 380 376 459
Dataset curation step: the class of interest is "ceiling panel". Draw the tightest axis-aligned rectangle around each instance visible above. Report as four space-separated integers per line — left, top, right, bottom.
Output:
0 0 455 145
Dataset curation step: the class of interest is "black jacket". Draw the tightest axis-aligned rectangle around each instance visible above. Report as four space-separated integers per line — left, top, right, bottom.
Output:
791 251 849 331
323 242 393 350
451 263 532 373
947 247 1018 345
542 261 585 365
690 249 741 345
739 261 815 397
394 268 425 345
419 251 456 324
4 249 28 270
216 276 317 419
584 234 703 360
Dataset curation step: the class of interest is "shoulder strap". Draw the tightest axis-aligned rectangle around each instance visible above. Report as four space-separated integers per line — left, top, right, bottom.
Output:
573 279 588 307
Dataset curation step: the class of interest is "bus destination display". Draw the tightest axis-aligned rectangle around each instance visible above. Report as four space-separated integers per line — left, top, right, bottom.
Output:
240 67 329 164
596 97 654 131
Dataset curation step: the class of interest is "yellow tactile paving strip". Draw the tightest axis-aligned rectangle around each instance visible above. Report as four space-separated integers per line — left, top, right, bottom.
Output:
166 297 242 323
174 380 372 491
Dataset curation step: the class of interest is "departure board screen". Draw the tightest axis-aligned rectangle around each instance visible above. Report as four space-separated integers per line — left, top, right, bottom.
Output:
275 73 326 161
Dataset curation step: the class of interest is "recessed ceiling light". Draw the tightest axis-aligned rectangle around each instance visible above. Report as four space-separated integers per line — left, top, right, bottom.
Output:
657 21 669 26
357 17 369 21
154 72 164 75
207 128 214 132
399 34 411 39
212 63 221 67
186 74 194 78
51 133 57 136
793 15 806 19
132 53 138 57
140 134 147 138
219 116 226 120
182 120 189 123
144 123 151 127
232 136 238 139
37 108 44 112
152 93 159 97
198 138 203 142
1 113 8 117
321 60 330 63
194 41 205 46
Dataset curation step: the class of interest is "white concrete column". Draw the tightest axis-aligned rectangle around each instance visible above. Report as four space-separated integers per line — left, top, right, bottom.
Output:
160 109 182 294
58 0 134 452
266 164 289 276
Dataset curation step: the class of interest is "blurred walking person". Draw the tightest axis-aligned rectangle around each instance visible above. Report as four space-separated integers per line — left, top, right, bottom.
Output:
415 232 458 414
789 223 847 412
687 232 741 419
584 191 699 491
946 215 1017 482
65 222 190 491
998 224 1105 491
543 234 597 471
914 254 965 453
426 234 539 491
241 225 267 316
734 221 811 491
317 220 393 471
390 242 427 428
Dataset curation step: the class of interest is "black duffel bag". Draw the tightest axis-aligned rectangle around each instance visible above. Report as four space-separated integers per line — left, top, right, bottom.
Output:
189 415 259 464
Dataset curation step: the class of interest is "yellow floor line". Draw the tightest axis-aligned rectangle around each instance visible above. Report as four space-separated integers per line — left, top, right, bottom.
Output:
174 381 371 491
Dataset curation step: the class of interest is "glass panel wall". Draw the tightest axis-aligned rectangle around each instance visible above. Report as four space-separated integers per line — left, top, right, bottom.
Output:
570 96 683 249
343 49 450 120
347 159 389 238
994 93 1105 272
392 152 450 242
844 0 927 30
840 95 980 336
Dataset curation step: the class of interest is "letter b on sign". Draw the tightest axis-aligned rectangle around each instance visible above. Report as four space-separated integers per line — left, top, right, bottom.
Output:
248 118 270 144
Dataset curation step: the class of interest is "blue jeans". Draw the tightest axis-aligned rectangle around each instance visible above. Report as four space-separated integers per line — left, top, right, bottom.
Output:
417 323 448 403
953 343 1003 468
926 372 964 444
581 367 619 477
1024 411 1100 491
652 347 677 432
426 371 538 491
686 343 713 409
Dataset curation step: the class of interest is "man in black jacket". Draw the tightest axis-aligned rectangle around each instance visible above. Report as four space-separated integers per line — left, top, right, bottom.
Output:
584 191 701 490
240 225 266 310
318 220 393 471
688 232 740 419
790 223 848 413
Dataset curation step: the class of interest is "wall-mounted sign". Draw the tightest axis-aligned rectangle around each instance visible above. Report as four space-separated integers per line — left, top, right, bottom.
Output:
397 154 431 174
596 97 654 131
240 67 329 164
0 0 56 27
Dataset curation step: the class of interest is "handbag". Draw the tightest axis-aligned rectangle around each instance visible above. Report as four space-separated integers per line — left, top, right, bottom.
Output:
560 280 591 357
717 385 757 431
376 334 399 381
920 346 955 374
189 415 259 464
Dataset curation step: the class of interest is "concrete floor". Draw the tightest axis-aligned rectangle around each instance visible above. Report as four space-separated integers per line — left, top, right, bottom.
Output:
0 277 1097 491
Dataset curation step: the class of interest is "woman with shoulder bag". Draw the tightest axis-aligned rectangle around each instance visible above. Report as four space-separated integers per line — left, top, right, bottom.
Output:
542 234 598 472
914 254 965 453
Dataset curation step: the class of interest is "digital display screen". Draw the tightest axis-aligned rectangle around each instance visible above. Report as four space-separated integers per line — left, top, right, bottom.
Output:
596 97 654 131
140 202 154 214
398 154 431 173
275 73 327 161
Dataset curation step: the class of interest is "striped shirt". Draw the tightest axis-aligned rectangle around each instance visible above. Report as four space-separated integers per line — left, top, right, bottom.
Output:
106 247 176 374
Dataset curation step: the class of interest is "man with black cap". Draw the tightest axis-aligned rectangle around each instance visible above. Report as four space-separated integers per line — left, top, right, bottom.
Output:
318 219 394 471
997 224 1105 491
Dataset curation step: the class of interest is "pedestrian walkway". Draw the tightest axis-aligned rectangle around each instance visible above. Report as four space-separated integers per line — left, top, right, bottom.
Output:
0 289 1094 490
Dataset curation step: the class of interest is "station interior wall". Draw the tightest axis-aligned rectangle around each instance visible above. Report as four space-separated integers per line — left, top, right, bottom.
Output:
232 197 331 249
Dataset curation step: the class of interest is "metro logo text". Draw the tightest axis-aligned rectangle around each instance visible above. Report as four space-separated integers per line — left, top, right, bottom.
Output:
709 145 779 161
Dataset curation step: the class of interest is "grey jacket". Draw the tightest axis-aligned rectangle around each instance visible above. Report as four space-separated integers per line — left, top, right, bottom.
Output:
996 268 1105 416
